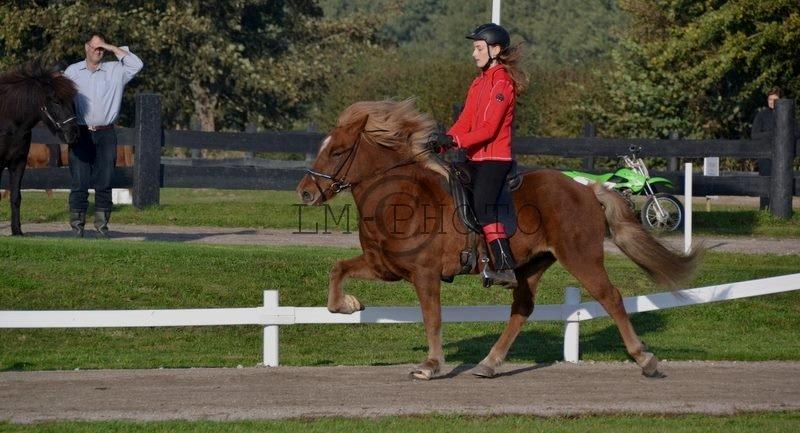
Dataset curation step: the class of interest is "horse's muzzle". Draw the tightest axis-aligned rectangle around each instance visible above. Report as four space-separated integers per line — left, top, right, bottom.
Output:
296 176 321 205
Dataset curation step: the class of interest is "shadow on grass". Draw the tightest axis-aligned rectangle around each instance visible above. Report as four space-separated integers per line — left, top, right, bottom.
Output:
11 224 260 243
2 361 34 372
439 312 705 365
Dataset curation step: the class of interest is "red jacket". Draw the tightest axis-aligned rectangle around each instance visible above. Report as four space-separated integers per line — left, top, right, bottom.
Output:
447 64 515 161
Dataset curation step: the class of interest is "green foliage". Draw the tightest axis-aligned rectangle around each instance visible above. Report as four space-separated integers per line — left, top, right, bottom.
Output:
0 1 384 131
318 0 625 66
310 45 604 137
311 0 622 137
577 0 800 139
307 49 476 130
1 0 623 137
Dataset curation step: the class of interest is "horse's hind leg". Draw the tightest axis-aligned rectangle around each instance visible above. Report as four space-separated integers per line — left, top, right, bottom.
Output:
555 246 659 377
0 166 5 201
470 254 556 378
7 159 26 236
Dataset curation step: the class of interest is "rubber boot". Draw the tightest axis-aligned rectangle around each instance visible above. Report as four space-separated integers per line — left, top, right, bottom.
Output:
94 208 111 238
69 210 86 238
484 238 518 288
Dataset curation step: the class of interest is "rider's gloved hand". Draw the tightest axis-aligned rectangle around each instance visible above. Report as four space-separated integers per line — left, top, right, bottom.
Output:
427 132 456 153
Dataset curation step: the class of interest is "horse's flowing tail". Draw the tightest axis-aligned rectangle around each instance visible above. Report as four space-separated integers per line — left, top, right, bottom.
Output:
591 183 702 288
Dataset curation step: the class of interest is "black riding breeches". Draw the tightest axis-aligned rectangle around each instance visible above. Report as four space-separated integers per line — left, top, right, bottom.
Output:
467 160 512 227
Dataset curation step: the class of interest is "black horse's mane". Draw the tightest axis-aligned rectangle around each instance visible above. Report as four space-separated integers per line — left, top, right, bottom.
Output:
0 61 77 119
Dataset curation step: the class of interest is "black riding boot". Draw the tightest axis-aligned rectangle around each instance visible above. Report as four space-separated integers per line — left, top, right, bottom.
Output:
69 210 86 238
94 208 111 238
484 238 518 288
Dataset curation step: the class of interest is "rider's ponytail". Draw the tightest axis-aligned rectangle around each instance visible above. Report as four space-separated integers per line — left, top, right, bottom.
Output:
496 43 528 96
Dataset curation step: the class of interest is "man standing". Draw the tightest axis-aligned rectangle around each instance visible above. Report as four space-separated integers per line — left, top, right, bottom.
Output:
751 87 781 209
64 31 143 237
752 87 781 140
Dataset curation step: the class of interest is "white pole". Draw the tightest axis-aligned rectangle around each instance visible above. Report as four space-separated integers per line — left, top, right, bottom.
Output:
563 287 581 363
263 290 280 367
684 163 693 254
492 0 501 24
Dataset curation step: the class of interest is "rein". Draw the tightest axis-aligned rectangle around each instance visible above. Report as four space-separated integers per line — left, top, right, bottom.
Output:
305 131 433 198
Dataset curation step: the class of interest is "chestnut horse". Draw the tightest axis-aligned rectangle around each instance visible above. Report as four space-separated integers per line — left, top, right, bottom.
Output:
296 100 700 380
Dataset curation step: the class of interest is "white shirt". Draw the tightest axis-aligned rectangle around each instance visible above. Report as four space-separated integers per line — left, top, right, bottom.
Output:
64 47 143 127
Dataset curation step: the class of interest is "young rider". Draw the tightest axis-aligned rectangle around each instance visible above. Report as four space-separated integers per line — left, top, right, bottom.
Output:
432 23 528 288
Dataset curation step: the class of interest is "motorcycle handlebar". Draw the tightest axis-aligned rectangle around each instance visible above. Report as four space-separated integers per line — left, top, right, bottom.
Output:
619 145 643 159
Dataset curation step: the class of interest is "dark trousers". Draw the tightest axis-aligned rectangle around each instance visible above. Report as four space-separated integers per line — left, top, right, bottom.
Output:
69 127 117 211
467 160 512 226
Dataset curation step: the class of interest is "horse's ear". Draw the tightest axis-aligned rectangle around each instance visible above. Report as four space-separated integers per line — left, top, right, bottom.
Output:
48 62 66 77
352 114 369 133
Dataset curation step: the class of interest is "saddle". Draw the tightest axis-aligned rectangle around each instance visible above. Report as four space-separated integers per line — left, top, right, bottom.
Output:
441 150 523 282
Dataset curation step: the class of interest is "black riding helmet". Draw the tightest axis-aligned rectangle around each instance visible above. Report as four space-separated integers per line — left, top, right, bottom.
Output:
466 23 510 50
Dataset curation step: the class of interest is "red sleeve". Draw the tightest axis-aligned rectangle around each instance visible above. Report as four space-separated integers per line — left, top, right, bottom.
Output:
451 78 513 151
447 80 478 139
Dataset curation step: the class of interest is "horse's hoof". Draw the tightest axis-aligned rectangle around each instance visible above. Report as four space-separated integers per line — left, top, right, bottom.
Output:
409 362 440 380
328 294 364 314
638 351 661 378
469 363 496 378
342 294 364 314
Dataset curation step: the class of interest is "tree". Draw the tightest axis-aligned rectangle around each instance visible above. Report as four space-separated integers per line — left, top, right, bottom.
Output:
577 0 800 139
318 0 624 66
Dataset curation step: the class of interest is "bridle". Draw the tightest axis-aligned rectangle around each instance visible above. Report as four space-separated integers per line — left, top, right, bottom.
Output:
305 130 434 200
40 104 76 131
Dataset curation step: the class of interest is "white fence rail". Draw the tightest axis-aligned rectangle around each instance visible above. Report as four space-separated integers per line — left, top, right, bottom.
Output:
2 273 799 366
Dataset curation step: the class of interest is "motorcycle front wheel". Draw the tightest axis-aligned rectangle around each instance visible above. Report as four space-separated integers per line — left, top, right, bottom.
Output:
641 193 684 232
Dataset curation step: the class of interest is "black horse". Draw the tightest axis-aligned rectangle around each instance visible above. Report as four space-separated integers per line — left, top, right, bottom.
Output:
0 61 79 235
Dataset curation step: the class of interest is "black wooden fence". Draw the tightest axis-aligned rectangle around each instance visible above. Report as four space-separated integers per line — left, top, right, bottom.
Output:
5 93 799 218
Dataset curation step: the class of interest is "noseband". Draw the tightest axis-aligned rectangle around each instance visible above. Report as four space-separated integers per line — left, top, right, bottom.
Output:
305 135 362 198
40 105 76 131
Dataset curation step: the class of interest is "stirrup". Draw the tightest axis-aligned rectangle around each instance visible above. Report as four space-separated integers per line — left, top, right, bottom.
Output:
480 256 518 289
483 269 518 289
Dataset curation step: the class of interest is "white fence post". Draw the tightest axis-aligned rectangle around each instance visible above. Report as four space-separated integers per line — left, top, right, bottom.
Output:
492 0 502 24
684 163 693 254
263 290 280 367
563 286 581 363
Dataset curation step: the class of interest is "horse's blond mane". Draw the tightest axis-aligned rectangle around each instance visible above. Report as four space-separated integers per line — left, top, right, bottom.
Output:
337 99 448 178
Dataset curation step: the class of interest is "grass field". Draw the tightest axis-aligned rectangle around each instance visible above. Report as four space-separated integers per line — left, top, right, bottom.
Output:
2 189 799 236
1 412 799 433
1 237 798 371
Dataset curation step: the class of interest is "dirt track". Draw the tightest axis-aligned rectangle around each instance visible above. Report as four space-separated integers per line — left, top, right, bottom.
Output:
1 361 798 423
2 222 800 255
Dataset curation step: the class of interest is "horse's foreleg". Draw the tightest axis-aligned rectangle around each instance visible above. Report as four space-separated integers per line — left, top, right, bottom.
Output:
410 272 443 380
8 160 26 236
327 254 380 314
471 254 556 378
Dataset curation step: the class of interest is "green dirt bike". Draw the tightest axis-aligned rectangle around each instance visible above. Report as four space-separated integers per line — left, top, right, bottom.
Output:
562 146 684 232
